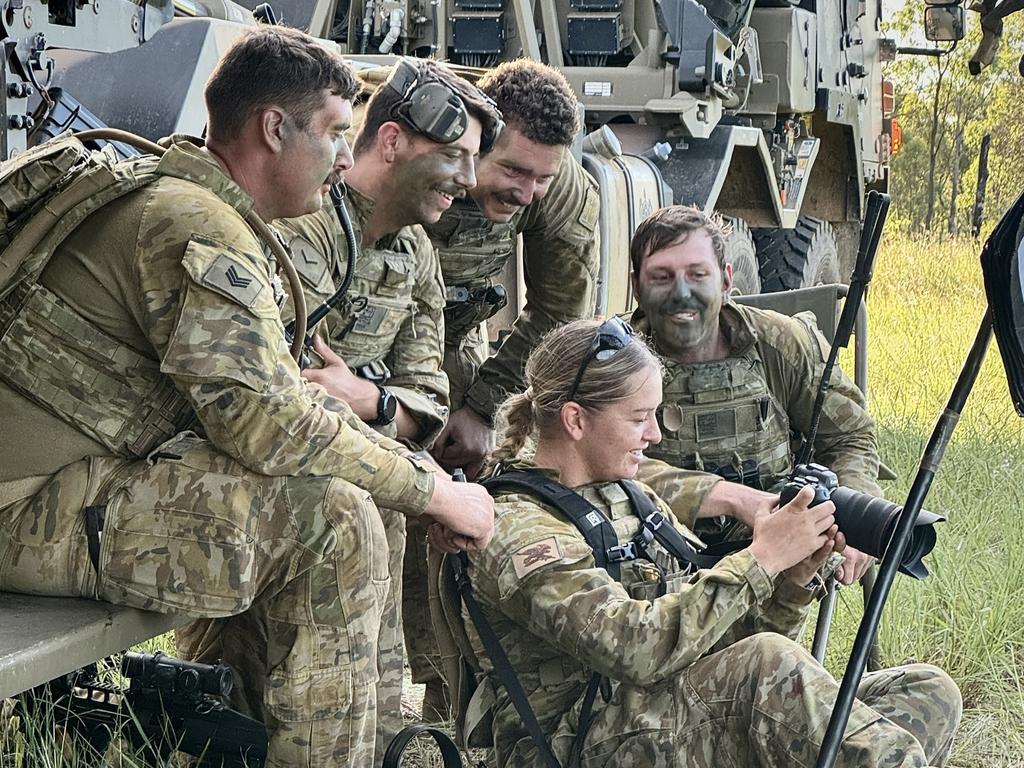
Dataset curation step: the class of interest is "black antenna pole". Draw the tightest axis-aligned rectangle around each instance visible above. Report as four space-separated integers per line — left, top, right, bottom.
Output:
815 308 993 767
794 191 890 468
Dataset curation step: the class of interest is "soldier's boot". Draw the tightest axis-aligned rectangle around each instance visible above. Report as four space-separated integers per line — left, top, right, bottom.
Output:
421 678 452 722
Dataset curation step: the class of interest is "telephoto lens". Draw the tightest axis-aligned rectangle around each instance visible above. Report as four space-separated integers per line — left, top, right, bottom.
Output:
779 464 945 579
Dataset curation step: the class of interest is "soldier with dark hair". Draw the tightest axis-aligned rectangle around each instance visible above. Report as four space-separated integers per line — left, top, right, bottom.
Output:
271 57 500 750
416 58 600 717
0 28 493 767
628 205 878 585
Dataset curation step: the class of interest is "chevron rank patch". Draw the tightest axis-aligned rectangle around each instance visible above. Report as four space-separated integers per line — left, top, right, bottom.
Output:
512 536 563 579
201 253 265 308
289 235 329 288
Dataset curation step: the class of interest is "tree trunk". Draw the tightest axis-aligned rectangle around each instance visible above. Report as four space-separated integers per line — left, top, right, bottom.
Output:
948 127 963 236
925 65 946 230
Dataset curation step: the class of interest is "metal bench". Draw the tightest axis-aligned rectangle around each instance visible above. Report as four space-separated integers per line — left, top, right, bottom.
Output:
0 592 182 699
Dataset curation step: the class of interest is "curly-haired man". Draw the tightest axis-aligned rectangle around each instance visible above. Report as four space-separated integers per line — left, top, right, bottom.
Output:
417 58 600 718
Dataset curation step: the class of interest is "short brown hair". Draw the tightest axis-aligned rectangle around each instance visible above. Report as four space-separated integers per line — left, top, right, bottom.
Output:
629 206 730 275
204 26 360 143
352 59 502 156
478 59 579 147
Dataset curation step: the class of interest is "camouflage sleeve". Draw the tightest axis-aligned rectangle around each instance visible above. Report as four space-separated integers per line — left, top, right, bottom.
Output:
758 309 882 496
472 497 776 687
634 458 722 530
382 226 450 446
134 189 434 515
462 158 600 421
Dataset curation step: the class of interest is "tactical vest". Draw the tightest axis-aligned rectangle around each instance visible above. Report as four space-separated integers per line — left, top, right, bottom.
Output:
429 202 516 340
647 349 792 486
286 210 421 374
0 136 199 459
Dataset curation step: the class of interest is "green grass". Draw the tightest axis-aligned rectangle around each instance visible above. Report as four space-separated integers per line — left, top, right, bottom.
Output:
818 233 1024 767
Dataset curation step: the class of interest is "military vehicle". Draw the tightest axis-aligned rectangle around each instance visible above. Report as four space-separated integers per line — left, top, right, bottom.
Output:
1 0 899 313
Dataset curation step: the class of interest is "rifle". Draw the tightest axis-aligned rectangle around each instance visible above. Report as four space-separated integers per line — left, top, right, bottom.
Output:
18 651 267 767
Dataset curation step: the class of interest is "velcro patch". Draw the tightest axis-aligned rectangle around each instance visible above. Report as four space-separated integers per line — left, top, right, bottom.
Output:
201 254 264 308
289 235 329 288
511 537 562 579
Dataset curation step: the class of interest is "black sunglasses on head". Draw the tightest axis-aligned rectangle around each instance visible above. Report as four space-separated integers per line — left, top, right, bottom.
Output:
567 316 634 402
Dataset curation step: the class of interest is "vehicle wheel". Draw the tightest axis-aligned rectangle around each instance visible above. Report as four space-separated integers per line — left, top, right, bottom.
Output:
723 216 760 295
753 216 840 293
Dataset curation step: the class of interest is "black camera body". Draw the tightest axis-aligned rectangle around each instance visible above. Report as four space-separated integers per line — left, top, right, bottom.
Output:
779 463 944 580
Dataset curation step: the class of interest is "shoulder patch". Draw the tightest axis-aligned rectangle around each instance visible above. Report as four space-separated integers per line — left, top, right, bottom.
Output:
289 235 330 289
201 253 265 308
511 537 563 579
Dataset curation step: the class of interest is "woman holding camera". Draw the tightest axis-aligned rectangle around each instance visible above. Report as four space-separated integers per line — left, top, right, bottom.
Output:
461 317 961 768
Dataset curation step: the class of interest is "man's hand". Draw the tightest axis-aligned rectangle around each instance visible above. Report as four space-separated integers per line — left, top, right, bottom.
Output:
432 406 494 479
698 480 779 527
835 544 875 586
423 471 495 550
303 335 378 421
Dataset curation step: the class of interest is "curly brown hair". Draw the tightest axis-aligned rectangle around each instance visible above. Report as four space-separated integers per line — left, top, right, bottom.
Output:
629 205 731 276
477 59 579 148
353 59 502 156
205 26 359 143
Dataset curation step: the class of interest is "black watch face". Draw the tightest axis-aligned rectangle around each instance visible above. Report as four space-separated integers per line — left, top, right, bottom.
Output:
380 388 398 423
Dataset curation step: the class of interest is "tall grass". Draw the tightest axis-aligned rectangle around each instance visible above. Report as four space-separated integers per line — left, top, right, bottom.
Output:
821 233 1024 767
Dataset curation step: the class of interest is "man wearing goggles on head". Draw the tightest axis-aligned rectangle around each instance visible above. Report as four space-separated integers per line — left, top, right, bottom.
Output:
273 56 502 751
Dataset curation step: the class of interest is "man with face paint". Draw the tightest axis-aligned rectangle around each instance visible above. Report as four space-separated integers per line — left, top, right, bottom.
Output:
416 59 599 717
627 205 881 586
273 58 502 750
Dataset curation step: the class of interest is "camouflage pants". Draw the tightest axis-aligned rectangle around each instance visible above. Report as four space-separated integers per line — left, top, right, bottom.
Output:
403 522 438 684
0 432 390 768
405 326 491 688
543 633 961 768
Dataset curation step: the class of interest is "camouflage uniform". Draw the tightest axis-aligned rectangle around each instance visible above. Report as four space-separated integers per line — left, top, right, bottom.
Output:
274 188 448 746
0 139 436 767
414 153 599 688
425 152 600 416
630 301 882 530
466 463 962 768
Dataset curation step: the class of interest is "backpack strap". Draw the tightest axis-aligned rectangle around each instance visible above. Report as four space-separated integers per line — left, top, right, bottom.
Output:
482 470 625 580
618 480 726 571
449 551 564 768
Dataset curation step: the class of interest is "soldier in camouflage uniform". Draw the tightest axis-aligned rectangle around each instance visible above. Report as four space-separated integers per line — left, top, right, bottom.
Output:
273 58 501 748
466 319 960 768
0 28 493 767
419 59 600 715
628 206 879 585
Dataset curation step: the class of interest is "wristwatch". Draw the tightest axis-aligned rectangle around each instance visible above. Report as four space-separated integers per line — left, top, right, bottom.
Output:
375 386 398 425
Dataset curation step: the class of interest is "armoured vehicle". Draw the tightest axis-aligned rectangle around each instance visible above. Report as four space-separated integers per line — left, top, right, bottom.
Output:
1 0 898 312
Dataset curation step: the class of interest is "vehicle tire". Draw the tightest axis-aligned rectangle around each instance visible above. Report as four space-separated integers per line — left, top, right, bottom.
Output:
723 216 760 295
753 216 841 293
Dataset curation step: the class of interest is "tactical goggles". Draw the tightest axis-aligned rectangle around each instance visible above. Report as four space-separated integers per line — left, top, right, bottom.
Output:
567 316 634 402
384 58 503 153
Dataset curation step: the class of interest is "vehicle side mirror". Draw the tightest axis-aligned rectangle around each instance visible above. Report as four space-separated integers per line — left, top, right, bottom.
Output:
924 2 965 42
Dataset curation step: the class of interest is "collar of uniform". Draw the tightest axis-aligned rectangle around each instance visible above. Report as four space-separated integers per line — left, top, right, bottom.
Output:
153 138 255 217
496 460 627 503
344 183 412 252
628 300 759 361
423 195 483 245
